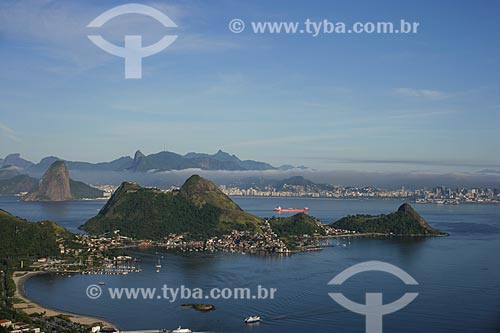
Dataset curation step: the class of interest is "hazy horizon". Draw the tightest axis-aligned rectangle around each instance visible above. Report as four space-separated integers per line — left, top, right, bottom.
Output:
2 149 500 189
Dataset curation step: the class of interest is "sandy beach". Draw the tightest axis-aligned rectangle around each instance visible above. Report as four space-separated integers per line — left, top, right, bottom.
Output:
12 271 114 328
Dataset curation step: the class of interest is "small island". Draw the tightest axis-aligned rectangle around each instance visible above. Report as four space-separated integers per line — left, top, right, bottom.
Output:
180 303 216 312
332 203 448 236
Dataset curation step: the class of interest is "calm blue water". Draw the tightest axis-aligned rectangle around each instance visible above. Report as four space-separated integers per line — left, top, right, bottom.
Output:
2 196 500 332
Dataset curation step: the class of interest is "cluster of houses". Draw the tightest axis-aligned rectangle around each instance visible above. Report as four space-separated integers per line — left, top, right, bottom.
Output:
0 320 41 333
133 220 290 254
204 221 290 253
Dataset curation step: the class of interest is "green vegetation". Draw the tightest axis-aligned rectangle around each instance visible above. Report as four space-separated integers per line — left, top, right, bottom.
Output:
0 209 72 258
180 175 260 231
0 175 38 196
269 213 326 249
332 204 447 236
0 210 75 332
81 175 262 239
269 213 326 238
69 179 103 199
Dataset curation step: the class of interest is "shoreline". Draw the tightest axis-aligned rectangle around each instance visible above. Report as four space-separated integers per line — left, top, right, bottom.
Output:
318 232 449 239
12 271 115 328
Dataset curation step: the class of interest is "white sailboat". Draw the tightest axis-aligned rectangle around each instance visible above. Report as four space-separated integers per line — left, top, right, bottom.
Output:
244 316 261 323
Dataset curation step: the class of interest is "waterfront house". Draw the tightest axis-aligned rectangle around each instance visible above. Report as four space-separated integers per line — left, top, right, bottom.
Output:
0 319 11 327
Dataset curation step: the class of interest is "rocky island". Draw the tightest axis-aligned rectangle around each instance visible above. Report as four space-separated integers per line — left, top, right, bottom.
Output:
332 203 448 236
22 160 103 201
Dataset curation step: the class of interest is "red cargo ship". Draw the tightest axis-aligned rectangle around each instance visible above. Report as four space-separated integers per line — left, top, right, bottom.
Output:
274 206 309 213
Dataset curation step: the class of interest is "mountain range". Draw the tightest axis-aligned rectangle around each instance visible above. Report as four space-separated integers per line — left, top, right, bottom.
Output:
0 150 304 175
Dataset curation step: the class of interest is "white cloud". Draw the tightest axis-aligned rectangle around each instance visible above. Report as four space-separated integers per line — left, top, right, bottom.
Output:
0 121 20 142
393 88 448 99
387 108 458 119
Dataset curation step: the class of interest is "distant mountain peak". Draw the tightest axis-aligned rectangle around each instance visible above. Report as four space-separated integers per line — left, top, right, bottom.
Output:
2 153 34 169
22 160 103 201
23 160 72 201
397 203 437 232
179 174 242 211
181 174 219 196
211 149 240 163
134 150 145 159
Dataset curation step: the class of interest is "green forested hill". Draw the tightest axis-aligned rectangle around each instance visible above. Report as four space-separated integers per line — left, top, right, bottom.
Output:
81 175 261 239
332 204 447 236
269 213 326 237
0 209 72 258
70 179 103 199
0 175 38 196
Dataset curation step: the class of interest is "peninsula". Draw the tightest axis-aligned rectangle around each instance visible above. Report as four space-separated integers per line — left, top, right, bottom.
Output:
0 209 110 332
81 175 446 253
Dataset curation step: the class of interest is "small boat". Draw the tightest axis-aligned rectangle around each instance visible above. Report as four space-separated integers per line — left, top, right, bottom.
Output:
156 258 162 272
244 316 261 324
172 327 192 333
98 281 105 285
98 328 120 333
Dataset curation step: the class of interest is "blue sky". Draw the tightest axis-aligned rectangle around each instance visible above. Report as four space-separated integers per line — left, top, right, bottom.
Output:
0 0 499 172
